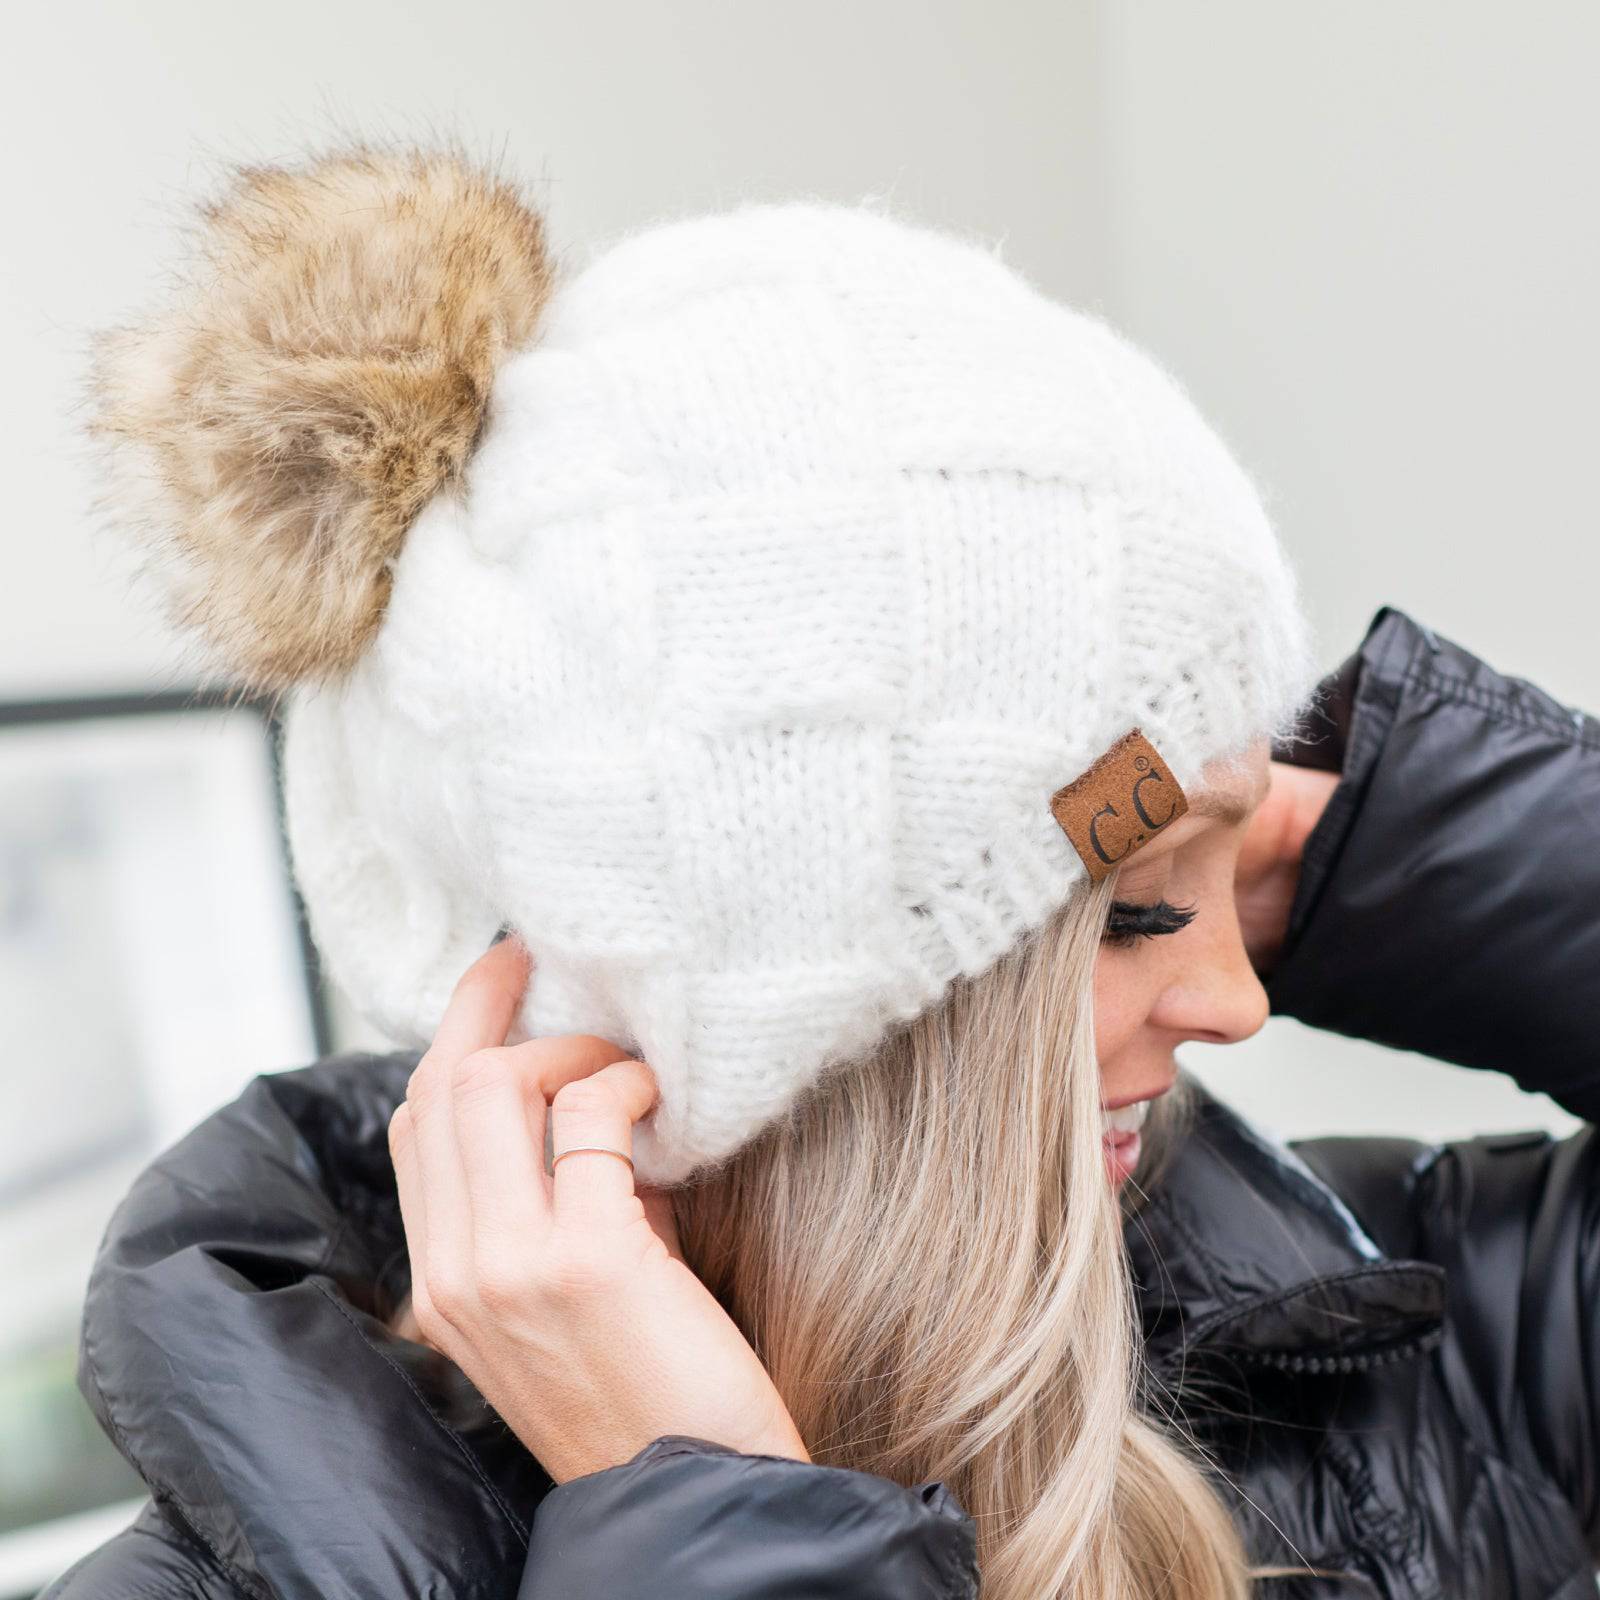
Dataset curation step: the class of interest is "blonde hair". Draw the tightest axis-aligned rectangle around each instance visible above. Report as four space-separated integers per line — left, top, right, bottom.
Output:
672 869 1255 1599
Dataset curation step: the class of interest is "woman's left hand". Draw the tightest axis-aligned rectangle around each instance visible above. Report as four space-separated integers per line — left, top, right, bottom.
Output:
1234 759 1341 977
386 935 811 1484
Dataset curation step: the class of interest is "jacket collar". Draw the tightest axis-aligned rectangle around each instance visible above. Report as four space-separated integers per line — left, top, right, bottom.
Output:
80 1053 1443 1599
81 1049 540 1600
1126 1080 1446 1379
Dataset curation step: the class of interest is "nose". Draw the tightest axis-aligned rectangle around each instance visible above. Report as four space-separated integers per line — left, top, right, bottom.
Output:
1156 907 1272 1047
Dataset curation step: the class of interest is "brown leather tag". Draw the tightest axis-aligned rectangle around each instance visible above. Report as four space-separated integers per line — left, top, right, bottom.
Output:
1049 728 1189 883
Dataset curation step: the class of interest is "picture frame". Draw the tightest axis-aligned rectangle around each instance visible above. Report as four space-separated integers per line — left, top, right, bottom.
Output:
0 687 331 1596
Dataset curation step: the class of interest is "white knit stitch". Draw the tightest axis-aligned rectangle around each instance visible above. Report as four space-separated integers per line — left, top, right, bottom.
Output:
280 197 1323 1183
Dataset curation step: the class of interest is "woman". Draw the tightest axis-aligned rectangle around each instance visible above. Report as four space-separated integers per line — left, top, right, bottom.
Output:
48 144 1600 1598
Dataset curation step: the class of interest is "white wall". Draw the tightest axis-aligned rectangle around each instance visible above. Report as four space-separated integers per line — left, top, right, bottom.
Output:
2 0 1105 694
1095 4 1598 1141
5 1 1594 1142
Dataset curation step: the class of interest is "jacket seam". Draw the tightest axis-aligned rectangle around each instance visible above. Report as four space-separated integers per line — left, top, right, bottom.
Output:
53 1568 215 1600
312 1210 351 1279
1452 1427 1593 1584
619 1441 977 1596
80 1359 268 1600
43 1512 234 1600
908 1476 978 1600
936 1517 981 1599
1405 662 1600 749
1276 608 1417 955
311 1278 532 1545
139 1502 240 1600
1144 1193 1233 1316
1161 1259 1444 1360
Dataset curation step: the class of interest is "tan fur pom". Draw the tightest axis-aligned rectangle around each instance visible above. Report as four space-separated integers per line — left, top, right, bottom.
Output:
89 142 556 693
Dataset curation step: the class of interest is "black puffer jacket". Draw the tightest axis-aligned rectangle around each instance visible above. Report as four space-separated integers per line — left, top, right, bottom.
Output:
42 605 1600 1600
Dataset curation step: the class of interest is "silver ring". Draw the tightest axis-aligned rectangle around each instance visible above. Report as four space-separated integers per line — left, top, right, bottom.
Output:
550 1145 635 1174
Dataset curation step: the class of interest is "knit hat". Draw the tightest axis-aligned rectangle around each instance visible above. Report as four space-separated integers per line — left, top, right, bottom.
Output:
90 145 1322 1183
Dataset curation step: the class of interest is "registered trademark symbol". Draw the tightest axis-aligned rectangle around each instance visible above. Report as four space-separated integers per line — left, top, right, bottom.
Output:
1134 755 1149 771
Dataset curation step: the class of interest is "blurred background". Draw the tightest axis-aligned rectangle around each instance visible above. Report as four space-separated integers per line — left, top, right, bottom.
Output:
3 1 1596 1591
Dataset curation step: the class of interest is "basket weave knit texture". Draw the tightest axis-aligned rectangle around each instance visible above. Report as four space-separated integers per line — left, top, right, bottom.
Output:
280 197 1321 1182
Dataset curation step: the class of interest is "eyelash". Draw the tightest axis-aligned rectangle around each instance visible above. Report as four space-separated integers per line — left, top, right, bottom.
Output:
1101 898 1199 948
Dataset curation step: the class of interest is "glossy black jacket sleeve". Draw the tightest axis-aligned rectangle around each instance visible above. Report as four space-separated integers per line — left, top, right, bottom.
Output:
1276 605 1600 1550
518 1436 980 1599
1264 604 1600 1118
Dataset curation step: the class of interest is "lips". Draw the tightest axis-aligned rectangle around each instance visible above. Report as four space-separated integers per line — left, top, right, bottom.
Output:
1100 1132 1139 1184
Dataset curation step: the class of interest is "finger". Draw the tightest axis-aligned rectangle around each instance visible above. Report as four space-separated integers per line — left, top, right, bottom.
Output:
442 1034 645 1236
497 1032 643 1097
450 1044 553 1239
388 1102 433 1325
490 1032 648 1183
548 1058 659 1227
406 1048 486 1278
427 934 534 1073
404 937 534 1266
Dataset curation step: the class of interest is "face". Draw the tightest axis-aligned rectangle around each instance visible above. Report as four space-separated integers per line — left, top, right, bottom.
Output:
1094 736 1273 1187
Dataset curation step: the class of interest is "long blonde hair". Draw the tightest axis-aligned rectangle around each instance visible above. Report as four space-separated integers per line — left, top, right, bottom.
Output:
673 869 1254 1599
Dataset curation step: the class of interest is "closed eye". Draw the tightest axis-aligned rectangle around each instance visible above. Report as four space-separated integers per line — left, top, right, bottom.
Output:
1101 898 1199 949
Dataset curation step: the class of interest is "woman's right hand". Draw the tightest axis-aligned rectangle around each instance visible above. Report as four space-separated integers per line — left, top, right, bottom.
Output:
1234 759 1341 977
386 934 810 1484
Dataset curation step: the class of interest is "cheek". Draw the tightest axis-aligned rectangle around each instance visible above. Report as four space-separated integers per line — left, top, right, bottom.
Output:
1092 948 1162 1071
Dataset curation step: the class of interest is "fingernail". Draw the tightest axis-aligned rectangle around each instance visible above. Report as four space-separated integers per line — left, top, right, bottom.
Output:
490 923 514 948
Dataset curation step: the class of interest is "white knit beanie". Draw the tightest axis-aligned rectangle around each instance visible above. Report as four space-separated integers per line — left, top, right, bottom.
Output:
91 146 1321 1182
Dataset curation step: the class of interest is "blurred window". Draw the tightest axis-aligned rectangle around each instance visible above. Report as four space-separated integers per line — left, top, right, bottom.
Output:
0 693 327 1597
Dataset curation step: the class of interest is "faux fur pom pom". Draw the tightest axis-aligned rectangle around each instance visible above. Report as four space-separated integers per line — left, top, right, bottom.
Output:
89 143 556 692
